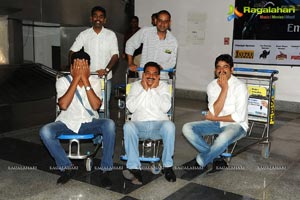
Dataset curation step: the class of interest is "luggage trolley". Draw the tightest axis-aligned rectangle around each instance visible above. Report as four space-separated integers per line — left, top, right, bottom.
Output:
120 68 176 174
227 67 279 159
56 72 108 171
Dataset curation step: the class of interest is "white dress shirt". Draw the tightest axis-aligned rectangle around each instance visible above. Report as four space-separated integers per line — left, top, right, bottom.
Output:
55 76 102 133
207 75 249 131
126 80 171 121
70 27 119 80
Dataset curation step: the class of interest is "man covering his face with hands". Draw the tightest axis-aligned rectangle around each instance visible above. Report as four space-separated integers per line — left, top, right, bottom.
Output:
40 50 115 186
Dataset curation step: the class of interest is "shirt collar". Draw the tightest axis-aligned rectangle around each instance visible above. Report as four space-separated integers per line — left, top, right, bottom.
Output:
228 75 235 85
154 27 170 40
91 27 105 35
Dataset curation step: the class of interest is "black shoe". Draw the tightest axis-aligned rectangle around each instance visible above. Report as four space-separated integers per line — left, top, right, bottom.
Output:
209 158 228 173
163 167 176 182
215 158 228 168
57 169 76 184
100 171 112 189
122 169 143 185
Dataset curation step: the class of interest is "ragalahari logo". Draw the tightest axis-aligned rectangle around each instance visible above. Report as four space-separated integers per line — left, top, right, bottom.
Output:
227 5 243 21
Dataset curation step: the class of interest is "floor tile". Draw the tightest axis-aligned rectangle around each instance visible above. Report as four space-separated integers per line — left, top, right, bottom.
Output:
128 176 189 200
164 182 254 200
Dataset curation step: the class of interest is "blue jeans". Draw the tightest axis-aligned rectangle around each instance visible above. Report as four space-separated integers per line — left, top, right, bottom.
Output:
182 121 246 167
99 79 111 119
40 118 115 171
123 120 175 169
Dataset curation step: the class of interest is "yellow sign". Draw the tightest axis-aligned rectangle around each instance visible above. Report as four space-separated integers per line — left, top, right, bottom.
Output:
248 85 267 97
234 50 254 59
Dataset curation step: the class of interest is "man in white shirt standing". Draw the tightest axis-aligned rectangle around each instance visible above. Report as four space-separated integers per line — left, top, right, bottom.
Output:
69 6 119 118
122 62 176 185
182 54 248 169
125 10 178 79
40 51 115 186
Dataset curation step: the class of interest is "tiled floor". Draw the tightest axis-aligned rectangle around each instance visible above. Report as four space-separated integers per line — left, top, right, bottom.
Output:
0 98 299 200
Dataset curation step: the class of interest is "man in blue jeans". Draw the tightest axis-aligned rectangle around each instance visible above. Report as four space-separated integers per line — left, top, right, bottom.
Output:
182 54 248 170
122 62 176 185
40 50 115 185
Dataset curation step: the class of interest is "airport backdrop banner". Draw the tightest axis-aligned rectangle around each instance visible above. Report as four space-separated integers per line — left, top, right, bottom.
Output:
232 0 300 66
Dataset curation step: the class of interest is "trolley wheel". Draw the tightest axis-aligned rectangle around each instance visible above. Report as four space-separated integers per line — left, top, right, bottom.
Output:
150 163 162 174
261 142 271 159
85 157 93 171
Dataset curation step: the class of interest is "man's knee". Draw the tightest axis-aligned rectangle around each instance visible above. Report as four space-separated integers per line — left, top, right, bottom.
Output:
39 124 53 140
182 123 192 138
96 118 115 137
123 121 137 137
105 119 116 133
162 120 175 132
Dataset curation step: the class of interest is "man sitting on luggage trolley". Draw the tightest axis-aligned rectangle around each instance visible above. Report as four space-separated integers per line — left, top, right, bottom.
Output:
182 54 248 170
122 61 176 184
40 50 115 185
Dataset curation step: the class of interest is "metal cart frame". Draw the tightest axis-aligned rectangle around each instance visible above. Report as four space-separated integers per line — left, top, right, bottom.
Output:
227 67 279 159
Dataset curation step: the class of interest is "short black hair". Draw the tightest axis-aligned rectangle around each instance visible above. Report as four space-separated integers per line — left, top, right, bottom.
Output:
151 13 158 18
157 10 171 19
91 6 106 18
131 16 139 22
71 50 91 65
215 54 233 68
144 62 161 75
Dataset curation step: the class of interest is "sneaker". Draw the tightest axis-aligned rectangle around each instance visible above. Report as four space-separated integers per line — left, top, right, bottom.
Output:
57 169 76 184
164 167 176 182
122 169 143 185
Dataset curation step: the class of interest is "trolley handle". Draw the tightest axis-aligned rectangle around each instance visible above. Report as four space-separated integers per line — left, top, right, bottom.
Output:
234 67 279 75
136 67 175 73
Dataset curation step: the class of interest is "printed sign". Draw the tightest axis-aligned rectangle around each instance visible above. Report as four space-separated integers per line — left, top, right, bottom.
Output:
232 0 300 66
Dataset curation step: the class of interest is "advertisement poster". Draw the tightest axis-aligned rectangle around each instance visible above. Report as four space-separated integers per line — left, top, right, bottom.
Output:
232 0 300 66
247 84 276 124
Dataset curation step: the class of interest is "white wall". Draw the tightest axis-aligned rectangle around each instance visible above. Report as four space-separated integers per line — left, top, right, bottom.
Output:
23 22 60 68
23 23 34 62
136 0 300 103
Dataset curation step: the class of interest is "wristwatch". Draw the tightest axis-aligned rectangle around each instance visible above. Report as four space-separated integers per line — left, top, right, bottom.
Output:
105 68 110 73
85 86 92 91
